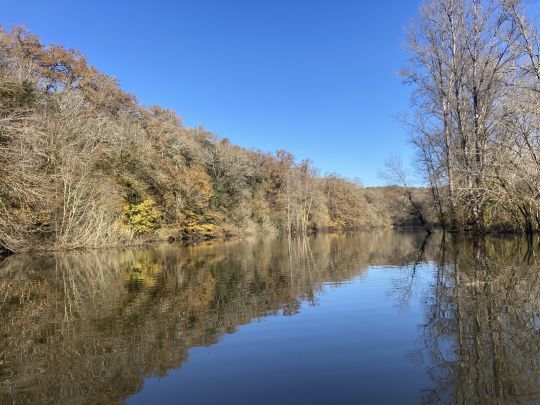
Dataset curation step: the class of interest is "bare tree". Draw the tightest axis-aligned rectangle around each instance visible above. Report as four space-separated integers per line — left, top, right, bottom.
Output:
380 156 431 232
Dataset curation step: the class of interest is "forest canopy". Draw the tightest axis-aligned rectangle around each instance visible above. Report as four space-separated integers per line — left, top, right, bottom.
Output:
0 26 427 253
4 0 539 254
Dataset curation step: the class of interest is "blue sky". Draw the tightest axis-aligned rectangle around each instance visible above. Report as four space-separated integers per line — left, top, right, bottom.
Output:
2 0 422 186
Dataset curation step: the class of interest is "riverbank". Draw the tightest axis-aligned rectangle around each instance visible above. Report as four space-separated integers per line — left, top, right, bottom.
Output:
0 27 433 255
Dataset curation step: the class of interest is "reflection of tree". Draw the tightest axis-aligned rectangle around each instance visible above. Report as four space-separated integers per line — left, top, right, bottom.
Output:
5 232 536 404
390 233 431 309
412 235 540 404
0 231 426 404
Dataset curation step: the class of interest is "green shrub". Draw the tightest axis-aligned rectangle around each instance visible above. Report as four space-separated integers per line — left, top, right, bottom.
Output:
123 199 161 235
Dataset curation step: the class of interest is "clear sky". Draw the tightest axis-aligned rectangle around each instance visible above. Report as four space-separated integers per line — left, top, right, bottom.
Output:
1 0 422 186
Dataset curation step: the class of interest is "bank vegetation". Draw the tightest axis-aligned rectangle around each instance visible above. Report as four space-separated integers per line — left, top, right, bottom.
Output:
0 26 430 254
404 0 540 234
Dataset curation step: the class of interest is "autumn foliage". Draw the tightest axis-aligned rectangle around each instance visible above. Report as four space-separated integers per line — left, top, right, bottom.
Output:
0 26 423 253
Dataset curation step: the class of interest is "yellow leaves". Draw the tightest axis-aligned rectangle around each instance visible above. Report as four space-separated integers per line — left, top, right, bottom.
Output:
123 199 161 235
124 258 163 288
183 165 213 210
184 222 219 238
327 218 346 230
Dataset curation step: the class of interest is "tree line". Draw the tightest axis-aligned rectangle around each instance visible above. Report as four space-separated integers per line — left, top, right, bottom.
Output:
404 0 540 233
0 26 428 253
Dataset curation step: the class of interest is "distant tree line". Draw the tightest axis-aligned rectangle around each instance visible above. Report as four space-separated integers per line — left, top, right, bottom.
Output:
0 26 427 253
404 0 540 233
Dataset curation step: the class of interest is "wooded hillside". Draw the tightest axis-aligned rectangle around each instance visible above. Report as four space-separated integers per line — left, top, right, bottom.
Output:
0 26 429 253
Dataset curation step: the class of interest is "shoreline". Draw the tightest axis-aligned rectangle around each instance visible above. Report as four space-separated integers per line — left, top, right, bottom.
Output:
2 225 538 257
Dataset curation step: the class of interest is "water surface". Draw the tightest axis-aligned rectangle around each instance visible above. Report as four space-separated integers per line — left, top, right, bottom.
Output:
1 232 539 404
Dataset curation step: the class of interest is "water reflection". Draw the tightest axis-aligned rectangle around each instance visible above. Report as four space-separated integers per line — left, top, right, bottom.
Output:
413 236 540 404
0 232 539 404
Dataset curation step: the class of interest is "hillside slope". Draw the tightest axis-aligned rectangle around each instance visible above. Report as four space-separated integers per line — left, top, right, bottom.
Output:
0 27 430 253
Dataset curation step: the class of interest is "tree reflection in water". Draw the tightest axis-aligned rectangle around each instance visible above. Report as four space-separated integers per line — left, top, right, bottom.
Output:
0 231 539 404
391 235 540 404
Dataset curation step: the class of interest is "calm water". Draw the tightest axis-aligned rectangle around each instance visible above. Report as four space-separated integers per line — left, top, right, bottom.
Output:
1 231 539 404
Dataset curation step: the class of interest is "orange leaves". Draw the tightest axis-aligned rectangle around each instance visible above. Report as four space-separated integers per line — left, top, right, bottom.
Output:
38 45 88 90
1 26 136 114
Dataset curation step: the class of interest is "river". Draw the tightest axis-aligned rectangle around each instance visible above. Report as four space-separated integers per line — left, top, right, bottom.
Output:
1 231 539 404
